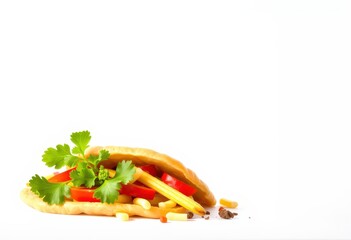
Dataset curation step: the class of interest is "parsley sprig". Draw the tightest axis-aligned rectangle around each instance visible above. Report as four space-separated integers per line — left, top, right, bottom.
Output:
29 131 136 205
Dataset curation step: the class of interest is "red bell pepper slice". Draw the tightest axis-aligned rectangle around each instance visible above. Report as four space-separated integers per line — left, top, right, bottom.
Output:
70 187 100 202
119 183 156 200
161 173 197 196
139 164 158 177
70 185 156 202
48 167 76 183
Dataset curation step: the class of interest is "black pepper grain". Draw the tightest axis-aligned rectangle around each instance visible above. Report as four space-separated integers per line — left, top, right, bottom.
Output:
218 207 237 219
187 212 194 219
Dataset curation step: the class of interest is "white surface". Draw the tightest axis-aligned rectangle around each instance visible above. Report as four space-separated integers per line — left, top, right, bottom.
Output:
1 1 351 239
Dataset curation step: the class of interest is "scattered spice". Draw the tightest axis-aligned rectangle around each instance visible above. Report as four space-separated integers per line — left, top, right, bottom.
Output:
218 207 238 219
201 210 211 219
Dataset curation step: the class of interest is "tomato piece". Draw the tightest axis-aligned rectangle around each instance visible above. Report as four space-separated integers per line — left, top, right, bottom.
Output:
119 184 156 200
70 187 100 202
140 164 158 177
161 173 197 196
48 167 76 183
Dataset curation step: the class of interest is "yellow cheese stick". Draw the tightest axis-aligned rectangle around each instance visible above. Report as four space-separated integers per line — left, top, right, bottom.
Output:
137 169 206 216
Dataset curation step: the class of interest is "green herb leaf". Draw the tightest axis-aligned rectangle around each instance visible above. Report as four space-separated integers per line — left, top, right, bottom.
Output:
94 160 136 203
114 160 136 184
70 162 97 188
29 174 71 205
42 144 74 169
87 149 110 166
71 130 91 156
98 149 110 162
64 155 80 168
93 179 121 204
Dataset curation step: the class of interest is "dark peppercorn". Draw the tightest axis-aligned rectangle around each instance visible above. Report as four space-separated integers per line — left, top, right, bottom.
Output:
218 207 238 219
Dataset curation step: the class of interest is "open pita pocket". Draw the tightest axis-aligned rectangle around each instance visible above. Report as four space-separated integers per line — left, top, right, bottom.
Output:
21 146 216 218
87 146 216 207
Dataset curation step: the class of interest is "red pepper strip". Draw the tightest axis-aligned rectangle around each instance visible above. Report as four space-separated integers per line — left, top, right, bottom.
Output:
119 183 156 200
161 173 197 196
139 164 158 177
70 187 100 202
48 167 76 183
70 185 156 202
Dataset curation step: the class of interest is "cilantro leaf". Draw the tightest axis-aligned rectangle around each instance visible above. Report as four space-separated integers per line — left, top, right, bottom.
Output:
64 155 80 168
71 130 91 156
70 162 97 188
93 179 121 204
42 144 74 169
98 149 110 162
29 175 71 205
87 149 110 166
94 160 136 204
76 161 88 172
115 160 136 184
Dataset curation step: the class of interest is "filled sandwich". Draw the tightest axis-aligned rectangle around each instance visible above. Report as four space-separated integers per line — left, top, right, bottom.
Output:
21 131 216 219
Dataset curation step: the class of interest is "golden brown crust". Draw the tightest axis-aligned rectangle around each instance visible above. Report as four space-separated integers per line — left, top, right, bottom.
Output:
20 188 185 218
85 146 216 207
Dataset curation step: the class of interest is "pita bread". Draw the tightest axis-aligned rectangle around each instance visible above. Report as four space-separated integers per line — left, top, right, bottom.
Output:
21 146 216 218
87 146 216 207
20 188 185 218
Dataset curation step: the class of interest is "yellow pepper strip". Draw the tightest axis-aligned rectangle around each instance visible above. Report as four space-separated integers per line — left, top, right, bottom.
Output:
137 168 206 216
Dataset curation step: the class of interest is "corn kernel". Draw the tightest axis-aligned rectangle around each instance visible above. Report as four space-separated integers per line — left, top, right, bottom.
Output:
115 212 129 221
219 198 238 208
158 200 177 209
166 212 188 221
133 197 151 210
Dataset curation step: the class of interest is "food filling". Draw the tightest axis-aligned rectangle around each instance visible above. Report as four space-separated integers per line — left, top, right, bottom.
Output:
28 131 206 217
42 163 200 212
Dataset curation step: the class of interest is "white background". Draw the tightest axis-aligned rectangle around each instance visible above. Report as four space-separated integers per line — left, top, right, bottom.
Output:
1 1 351 239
